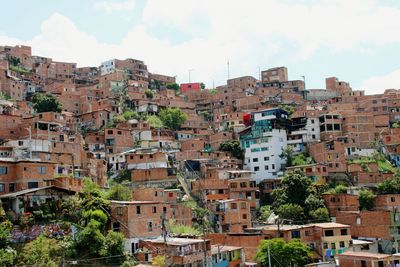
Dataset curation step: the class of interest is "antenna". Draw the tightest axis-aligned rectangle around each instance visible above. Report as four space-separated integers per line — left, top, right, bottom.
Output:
227 60 230 80
188 69 194 83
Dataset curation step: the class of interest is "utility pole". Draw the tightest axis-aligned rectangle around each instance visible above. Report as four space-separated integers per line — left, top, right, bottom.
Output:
217 244 221 267
268 242 272 267
27 126 32 159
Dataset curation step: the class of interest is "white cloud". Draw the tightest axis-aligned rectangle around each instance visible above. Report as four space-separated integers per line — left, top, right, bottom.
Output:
94 0 135 13
358 69 400 95
1 0 400 89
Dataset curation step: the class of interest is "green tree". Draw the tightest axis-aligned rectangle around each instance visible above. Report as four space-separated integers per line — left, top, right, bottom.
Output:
276 203 305 221
31 93 62 113
377 175 400 194
146 115 164 129
145 89 154 99
259 205 272 222
200 82 206 89
74 219 106 256
101 231 126 257
292 153 314 166
78 179 110 226
122 109 139 121
271 170 330 222
18 235 63 267
107 184 132 201
256 238 311 267
166 83 180 90
219 140 244 160
309 207 330 222
280 146 294 167
0 205 16 267
113 169 131 184
0 248 16 267
159 107 188 131
359 189 376 211
271 170 312 209
304 194 325 213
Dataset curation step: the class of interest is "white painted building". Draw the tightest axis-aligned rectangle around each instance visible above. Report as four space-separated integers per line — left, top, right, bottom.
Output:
240 108 289 183
243 129 287 182
100 59 116 76
305 117 320 142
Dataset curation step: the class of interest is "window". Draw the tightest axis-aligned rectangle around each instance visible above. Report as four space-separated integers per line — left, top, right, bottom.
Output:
116 207 123 216
152 206 157 213
340 229 348 235
28 182 38 189
0 167 8 175
163 207 167 213
323 242 328 249
131 242 139 253
331 243 336 249
305 230 311 236
272 164 275 170
241 202 246 209
18 140 23 146
112 222 120 231
9 183 15 192
242 214 247 219
252 158 258 162
339 241 345 248
148 221 153 232
264 165 269 170
254 166 259 171
230 203 237 210
291 230 300 238
324 230 334 236
361 260 366 267
0 183 4 192
37 166 47 174
391 197 396 202
264 156 269 161
136 206 141 214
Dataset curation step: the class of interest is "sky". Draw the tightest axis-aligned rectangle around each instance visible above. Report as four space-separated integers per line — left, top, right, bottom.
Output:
1 0 400 94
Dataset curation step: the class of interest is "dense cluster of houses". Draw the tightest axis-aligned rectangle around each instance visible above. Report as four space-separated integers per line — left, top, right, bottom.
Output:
0 44 400 266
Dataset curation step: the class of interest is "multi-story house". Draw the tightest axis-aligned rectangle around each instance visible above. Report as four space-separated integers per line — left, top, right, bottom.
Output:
257 222 352 261
239 108 289 183
136 237 211 267
110 200 193 255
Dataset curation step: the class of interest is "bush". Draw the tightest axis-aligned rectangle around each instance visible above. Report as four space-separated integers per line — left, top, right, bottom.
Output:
359 189 376 210
145 89 153 99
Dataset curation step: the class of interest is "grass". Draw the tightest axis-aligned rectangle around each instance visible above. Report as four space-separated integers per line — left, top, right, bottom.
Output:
348 155 397 173
9 64 31 74
169 219 201 235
